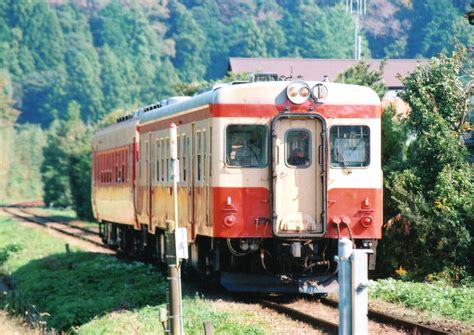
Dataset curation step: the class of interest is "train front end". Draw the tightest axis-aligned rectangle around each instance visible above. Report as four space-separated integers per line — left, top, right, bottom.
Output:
213 79 382 294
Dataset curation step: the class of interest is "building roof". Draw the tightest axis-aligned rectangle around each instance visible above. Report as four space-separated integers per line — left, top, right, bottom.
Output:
228 57 429 89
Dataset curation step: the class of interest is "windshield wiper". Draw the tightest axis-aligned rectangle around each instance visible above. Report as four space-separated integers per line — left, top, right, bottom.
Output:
337 150 352 174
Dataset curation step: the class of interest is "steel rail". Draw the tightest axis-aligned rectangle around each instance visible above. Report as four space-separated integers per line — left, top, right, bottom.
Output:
320 297 449 335
2 207 111 252
17 207 100 235
258 299 339 333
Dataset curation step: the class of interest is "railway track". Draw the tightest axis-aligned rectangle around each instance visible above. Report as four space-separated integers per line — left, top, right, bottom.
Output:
2 207 112 253
319 297 449 335
257 296 451 334
255 296 450 334
0 207 456 334
258 298 339 333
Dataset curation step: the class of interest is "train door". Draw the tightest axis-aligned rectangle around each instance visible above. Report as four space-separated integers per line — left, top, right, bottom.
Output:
192 125 210 236
272 115 326 237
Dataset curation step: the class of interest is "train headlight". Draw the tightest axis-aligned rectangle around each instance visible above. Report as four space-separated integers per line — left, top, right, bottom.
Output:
286 81 310 104
311 83 328 102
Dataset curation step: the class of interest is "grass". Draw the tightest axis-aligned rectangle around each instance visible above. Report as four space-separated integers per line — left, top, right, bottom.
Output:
78 296 266 335
3 210 472 332
0 215 267 334
370 278 474 324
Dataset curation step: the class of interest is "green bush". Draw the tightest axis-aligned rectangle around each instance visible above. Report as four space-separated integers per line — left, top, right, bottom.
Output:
378 49 473 279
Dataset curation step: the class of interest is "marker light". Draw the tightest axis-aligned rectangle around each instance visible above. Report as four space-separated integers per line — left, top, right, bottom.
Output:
360 217 373 227
286 81 310 104
311 83 328 102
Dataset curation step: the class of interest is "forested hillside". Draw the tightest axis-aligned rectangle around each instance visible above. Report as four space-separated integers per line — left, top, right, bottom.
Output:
0 0 472 282
0 0 472 126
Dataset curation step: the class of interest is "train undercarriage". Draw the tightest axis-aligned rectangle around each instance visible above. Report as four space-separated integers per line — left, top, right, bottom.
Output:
99 221 375 294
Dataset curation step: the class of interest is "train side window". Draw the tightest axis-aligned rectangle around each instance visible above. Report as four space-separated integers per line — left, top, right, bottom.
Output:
286 129 311 168
209 127 212 177
145 141 149 182
197 131 202 181
181 134 186 182
225 125 268 168
161 138 165 182
156 140 161 182
124 149 127 182
203 130 207 182
139 142 142 180
184 137 190 182
166 138 171 181
330 125 370 167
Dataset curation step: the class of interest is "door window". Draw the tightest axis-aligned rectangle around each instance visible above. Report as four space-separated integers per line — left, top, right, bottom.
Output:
286 129 311 168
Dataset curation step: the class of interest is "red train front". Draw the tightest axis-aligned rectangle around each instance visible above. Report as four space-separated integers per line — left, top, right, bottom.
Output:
92 75 382 294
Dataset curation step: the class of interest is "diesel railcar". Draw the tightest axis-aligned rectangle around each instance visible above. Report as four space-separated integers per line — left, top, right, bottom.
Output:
92 76 382 294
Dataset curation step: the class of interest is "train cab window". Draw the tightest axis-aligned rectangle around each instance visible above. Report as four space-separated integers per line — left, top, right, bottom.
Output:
286 129 311 168
226 125 268 168
330 125 370 167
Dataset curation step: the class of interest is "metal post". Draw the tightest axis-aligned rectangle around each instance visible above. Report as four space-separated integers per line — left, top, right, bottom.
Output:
166 221 182 335
337 238 352 335
352 250 370 334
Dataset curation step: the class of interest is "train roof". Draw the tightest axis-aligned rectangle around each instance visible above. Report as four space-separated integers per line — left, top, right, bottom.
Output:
139 81 380 126
94 80 381 136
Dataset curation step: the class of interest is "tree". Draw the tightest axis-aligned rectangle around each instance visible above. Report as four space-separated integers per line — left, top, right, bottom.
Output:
405 0 467 57
6 124 46 202
187 0 228 79
381 49 473 279
335 61 386 98
0 70 19 125
228 18 268 58
41 101 82 208
18 67 68 126
167 1 207 81
100 45 130 112
65 33 105 122
0 70 19 200
362 0 410 58
281 2 355 58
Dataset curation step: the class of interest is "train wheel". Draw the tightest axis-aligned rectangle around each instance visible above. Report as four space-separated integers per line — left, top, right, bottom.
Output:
118 225 134 255
105 222 118 248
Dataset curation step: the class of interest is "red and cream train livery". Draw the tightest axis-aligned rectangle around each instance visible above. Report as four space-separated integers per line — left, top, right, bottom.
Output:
92 76 382 294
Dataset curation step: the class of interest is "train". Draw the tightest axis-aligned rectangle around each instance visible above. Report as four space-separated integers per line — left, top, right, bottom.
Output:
92 74 382 294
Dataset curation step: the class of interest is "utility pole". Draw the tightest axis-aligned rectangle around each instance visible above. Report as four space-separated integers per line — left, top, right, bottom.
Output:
346 0 366 60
